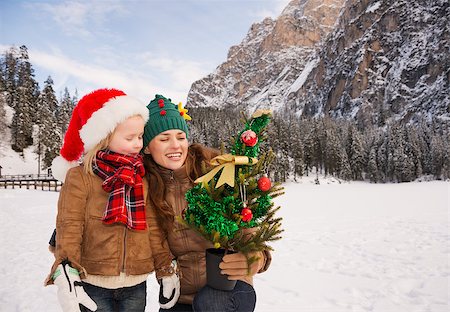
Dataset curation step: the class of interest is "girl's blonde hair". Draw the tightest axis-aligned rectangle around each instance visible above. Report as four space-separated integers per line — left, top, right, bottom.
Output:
82 114 144 175
83 134 112 175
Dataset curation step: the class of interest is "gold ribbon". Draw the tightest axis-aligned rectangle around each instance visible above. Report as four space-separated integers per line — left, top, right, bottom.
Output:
251 109 272 118
195 154 258 188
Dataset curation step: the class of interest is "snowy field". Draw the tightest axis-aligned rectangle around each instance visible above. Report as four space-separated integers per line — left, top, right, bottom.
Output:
0 179 448 311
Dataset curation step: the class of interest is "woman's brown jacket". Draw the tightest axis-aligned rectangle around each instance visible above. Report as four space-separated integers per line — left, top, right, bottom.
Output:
151 145 271 305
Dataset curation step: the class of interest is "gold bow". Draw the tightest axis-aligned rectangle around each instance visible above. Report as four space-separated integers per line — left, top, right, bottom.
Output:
251 109 272 118
195 154 258 188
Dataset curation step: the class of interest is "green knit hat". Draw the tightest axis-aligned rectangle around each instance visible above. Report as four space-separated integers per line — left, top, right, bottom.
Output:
143 94 190 148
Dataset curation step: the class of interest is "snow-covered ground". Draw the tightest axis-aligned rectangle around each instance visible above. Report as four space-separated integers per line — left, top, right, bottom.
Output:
0 179 448 311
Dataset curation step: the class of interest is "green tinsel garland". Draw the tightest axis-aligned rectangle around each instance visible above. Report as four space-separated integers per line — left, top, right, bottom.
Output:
252 194 272 218
230 113 271 159
183 111 283 252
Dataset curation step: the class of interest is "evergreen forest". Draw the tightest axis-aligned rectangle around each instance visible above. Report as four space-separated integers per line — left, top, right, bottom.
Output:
1 45 449 182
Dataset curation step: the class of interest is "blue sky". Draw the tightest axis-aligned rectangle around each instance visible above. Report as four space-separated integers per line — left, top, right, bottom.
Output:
0 0 289 104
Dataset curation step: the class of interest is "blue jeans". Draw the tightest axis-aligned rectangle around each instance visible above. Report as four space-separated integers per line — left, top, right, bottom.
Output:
80 281 147 312
160 281 256 312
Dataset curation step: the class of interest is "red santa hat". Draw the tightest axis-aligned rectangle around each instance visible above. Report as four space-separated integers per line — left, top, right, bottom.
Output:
51 88 149 182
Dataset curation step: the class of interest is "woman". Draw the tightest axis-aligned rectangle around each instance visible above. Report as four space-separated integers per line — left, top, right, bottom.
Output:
143 94 271 312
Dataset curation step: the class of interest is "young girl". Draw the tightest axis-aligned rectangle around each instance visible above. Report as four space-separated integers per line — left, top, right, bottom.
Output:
46 89 179 312
142 94 272 312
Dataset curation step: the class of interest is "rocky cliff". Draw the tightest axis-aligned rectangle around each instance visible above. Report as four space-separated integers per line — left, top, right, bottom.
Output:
295 0 449 127
187 0 345 111
187 0 449 127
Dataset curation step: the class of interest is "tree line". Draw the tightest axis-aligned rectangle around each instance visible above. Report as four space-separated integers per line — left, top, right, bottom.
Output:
1 45 448 182
188 107 450 183
0 45 77 170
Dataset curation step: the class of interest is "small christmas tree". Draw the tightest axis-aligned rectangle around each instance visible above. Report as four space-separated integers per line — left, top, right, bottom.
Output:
183 109 284 262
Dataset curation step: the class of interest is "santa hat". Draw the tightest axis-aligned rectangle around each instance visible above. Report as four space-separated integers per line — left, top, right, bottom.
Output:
51 88 149 182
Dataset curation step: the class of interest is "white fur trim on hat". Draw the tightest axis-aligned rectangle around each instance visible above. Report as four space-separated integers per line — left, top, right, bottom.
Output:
51 155 79 182
79 95 149 152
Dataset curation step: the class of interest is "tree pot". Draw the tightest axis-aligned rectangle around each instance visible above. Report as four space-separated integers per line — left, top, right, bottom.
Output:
205 248 237 291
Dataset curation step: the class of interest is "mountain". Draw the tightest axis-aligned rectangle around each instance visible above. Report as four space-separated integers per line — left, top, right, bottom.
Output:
187 0 449 127
296 0 449 127
187 0 345 111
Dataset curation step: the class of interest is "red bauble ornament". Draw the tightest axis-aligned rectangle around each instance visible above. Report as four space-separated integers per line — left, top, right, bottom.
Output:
258 176 271 192
241 207 253 222
240 130 258 147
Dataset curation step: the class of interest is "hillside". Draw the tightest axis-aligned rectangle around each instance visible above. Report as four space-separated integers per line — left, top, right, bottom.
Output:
0 104 43 175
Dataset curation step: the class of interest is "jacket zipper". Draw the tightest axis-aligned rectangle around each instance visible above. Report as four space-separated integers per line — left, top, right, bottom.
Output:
122 226 127 273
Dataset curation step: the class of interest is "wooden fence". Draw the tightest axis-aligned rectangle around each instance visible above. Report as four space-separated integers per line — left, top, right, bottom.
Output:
0 174 62 191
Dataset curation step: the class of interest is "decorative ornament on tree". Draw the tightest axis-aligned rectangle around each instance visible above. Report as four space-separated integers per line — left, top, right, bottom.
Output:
241 207 253 222
240 130 258 147
182 108 284 290
257 175 272 192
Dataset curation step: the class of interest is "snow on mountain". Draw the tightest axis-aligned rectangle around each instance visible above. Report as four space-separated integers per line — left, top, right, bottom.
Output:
187 0 345 112
296 0 450 127
187 0 449 128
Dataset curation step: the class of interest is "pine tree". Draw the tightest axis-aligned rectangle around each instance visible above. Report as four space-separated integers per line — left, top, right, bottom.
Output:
391 124 416 182
367 146 379 182
11 46 39 152
0 92 6 136
324 123 342 177
0 56 6 92
416 120 433 175
182 110 283 258
312 120 324 174
35 77 61 170
376 135 388 182
302 120 315 176
290 118 304 180
407 127 423 178
11 94 33 152
338 148 352 180
385 124 398 182
267 114 290 182
57 87 75 135
349 126 365 180
430 136 445 179
441 134 450 180
3 47 18 103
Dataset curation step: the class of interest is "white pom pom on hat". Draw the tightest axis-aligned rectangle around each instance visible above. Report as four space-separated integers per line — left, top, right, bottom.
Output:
51 88 149 182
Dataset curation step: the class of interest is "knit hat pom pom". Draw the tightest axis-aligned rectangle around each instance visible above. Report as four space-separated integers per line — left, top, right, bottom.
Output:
51 155 79 182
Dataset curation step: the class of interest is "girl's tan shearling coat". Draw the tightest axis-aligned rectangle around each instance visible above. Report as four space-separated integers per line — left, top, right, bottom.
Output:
46 165 172 284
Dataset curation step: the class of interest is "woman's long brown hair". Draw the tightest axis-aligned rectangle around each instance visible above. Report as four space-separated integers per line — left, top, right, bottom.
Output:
143 143 220 234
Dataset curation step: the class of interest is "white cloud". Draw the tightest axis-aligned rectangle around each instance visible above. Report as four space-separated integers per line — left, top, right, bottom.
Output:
25 0 127 38
252 0 292 20
27 48 156 101
21 47 208 103
0 43 208 103
138 52 210 91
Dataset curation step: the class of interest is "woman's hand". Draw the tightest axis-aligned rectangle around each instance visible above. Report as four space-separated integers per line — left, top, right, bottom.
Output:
219 251 265 284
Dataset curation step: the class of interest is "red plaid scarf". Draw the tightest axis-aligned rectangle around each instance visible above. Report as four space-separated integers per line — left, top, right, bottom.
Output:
93 150 147 230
